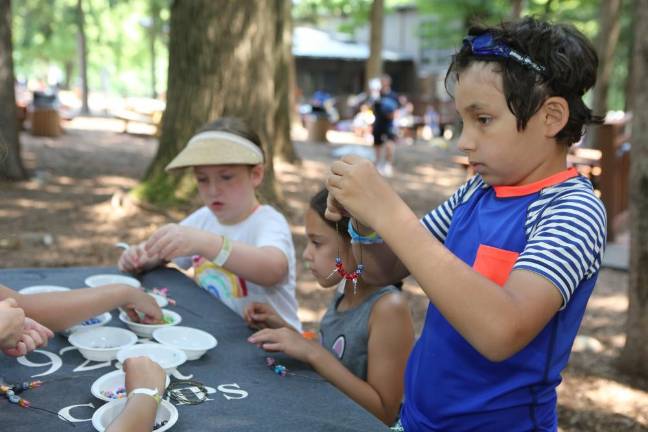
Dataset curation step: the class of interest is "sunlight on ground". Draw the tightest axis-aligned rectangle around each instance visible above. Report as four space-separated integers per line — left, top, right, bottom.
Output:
559 377 648 426
586 294 628 312
64 116 156 136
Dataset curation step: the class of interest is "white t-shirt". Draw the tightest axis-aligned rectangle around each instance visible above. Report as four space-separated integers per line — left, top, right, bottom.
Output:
176 205 302 331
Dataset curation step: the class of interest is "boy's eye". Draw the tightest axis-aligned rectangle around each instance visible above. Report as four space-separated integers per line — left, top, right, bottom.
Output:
221 175 234 181
477 116 492 126
196 177 208 183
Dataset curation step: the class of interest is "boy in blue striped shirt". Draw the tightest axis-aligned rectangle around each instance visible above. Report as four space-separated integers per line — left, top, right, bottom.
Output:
325 17 606 431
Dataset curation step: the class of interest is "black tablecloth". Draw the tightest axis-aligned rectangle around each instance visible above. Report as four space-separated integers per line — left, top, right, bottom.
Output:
0 267 389 431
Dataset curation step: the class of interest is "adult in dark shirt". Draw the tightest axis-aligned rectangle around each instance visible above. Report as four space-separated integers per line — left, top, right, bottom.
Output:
371 74 399 177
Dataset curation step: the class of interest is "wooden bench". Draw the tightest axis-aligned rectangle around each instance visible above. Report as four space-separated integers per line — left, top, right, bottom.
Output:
113 108 162 135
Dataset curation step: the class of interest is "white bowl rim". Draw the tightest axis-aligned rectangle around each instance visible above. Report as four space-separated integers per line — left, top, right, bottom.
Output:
91 397 178 432
153 326 217 350
116 343 187 369
84 274 141 288
148 292 169 307
91 369 171 402
118 309 181 327
65 311 113 334
19 285 71 294
68 327 138 351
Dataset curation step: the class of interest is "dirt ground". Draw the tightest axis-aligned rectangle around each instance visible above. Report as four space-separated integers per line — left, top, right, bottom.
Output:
1 117 646 431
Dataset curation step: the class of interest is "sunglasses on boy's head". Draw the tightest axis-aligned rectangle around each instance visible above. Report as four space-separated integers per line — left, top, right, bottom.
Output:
463 33 547 76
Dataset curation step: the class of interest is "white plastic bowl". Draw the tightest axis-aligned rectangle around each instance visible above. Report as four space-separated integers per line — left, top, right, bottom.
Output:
153 326 217 361
19 285 70 294
68 327 138 362
116 343 187 372
92 398 178 432
65 312 112 335
149 292 168 307
91 369 170 402
118 309 181 338
85 274 141 288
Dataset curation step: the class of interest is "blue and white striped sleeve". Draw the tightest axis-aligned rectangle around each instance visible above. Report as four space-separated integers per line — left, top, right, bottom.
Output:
420 176 480 243
513 190 607 307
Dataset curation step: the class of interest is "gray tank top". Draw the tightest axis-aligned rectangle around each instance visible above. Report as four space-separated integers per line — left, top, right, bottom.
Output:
319 285 399 380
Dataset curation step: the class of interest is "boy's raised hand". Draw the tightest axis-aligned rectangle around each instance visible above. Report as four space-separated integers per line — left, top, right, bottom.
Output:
243 302 287 330
326 155 403 229
248 328 314 363
144 224 206 261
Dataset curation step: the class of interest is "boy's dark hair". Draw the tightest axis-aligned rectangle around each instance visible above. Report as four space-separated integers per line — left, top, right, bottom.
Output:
309 188 350 239
446 17 604 145
197 117 266 160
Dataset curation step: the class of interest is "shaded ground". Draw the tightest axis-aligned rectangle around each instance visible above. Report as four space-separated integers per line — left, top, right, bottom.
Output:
1 117 646 431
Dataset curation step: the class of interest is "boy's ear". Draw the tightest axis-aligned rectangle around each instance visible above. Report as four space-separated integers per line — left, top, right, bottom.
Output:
250 164 264 187
542 96 569 138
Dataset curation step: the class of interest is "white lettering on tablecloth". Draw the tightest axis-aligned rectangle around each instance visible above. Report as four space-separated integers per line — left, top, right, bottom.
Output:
17 349 63 377
58 402 95 423
217 383 248 400
60 346 114 372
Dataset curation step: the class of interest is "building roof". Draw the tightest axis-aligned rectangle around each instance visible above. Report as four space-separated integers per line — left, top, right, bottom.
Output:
293 26 413 62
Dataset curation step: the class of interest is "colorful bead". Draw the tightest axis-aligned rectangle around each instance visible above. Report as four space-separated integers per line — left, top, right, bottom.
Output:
273 365 287 377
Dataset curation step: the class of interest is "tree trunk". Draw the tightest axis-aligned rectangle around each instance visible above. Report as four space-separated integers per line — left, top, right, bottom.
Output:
592 0 623 119
0 0 27 181
76 0 89 114
365 0 384 89
273 0 299 163
624 0 636 113
619 0 648 379
149 0 160 99
510 0 524 19
137 0 284 207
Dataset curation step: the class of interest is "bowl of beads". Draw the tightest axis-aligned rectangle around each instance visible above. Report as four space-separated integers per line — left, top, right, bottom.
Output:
153 326 217 361
65 312 112 336
85 274 141 289
118 309 181 338
68 327 138 362
91 369 171 402
91 397 178 432
19 285 70 294
116 343 187 373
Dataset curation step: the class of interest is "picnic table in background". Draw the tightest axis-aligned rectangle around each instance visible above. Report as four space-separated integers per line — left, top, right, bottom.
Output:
0 266 389 432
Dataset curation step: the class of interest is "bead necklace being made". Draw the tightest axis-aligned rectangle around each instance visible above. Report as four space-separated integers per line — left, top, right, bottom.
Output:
0 378 75 426
327 221 364 295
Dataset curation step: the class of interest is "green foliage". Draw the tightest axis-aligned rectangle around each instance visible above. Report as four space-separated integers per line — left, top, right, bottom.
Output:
12 0 170 97
131 168 196 209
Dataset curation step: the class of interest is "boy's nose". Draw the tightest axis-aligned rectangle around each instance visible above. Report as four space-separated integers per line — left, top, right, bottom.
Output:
457 130 476 152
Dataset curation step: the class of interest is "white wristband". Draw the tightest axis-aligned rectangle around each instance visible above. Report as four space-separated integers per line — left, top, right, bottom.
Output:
213 236 232 267
129 387 161 404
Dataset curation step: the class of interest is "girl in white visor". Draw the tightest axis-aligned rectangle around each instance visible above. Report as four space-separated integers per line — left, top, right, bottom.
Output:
118 117 301 331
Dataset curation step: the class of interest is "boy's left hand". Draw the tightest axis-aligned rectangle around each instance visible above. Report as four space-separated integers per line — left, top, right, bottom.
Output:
247 328 312 363
327 155 402 229
144 224 207 261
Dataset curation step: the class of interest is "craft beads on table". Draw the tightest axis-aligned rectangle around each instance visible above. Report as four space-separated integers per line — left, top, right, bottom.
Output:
153 420 169 430
82 317 101 325
100 386 127 399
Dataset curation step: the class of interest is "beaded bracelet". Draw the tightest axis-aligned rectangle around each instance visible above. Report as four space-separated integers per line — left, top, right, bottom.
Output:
347 219 384 244
213 235 232 266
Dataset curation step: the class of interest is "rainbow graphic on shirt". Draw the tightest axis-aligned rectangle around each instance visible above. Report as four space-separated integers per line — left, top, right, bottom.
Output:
192 255 248 301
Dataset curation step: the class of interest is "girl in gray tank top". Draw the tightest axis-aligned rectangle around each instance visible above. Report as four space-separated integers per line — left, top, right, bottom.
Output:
247 189 414 426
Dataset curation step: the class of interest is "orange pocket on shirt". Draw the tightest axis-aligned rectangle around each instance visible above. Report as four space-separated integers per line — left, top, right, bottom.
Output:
472 244 519 286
